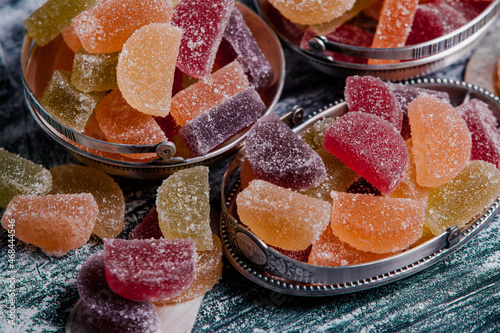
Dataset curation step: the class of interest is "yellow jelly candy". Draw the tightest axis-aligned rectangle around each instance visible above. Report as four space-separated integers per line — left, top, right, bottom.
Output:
268 0 356 25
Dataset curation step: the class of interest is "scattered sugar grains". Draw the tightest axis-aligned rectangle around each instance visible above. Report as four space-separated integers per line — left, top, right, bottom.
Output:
0 148 52 208
180 86 267 157
236 179 331 251
170 60 250 127
407 93 472 187
156 166 213 251
72 0 173 54
49 164 125 239
71 50 120 93
268 0 356 25
425 160 500 235
104 238 197 302
246 113 327 191
171 0 234 78
300 117 336 150
330 191 425 254
78 252 161 333
41 70 105 132
23 0 100 46
0 193 98 257
117 23 182 117
323 111 408 195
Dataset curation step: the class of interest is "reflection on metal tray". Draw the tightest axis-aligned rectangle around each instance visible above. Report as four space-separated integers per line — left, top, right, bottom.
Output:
20 1 285 179
220 78 500 296
254 0 500 80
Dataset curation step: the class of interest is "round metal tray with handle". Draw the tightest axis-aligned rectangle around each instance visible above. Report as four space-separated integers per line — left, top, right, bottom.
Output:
220 78 500 296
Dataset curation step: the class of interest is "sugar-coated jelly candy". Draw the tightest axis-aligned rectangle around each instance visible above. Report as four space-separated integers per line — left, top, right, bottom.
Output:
170 61 250 126
95 90 167 160
41 70 105 132
301 148 358 202
246 113 327 191
1 193 98 257
272 245 312 263
323 111 407 195
223 8 274 90
345 75 403 131
268 0 356 25
0 148 52 208
128 207 164 240
52 39 75 73
308 226 393 266
61 25 83 53
180 86 267 157
457 99 500 169
236 180 331 251
368 0 419 64
300 117 336 150
407 93 472 187
425 160 500 235
172 0 234 78
49 164 125 239
156 166 212 251
72 0 173 54
71 50 119 93
330 191 425 253
156 235 223 304
346 177 382 196
78 252 161 333
104 238 197 302
117 23 182 117
23 0 100 46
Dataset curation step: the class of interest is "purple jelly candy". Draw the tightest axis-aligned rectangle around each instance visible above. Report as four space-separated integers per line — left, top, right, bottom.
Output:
180 86 267 157
457 98 500 169
323 112 407 195
78 252 161 333
172 0 234 78
128 207 164 240
223 7 274 90
345 76 403 132
246 113 327 191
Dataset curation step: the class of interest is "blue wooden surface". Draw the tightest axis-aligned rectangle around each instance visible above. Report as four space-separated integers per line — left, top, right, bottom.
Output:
0 0 499 332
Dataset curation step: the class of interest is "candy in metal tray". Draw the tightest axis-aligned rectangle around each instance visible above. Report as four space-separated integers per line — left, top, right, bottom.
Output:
220 78 500 296
20 2 285 179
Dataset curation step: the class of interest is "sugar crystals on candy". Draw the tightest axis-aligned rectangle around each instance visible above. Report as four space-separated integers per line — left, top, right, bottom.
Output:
71 50 120 93
268 0 357 25
128 207 164 240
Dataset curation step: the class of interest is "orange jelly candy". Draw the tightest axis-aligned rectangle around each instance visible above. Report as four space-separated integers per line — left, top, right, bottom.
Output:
1 193 98 257
169 60 250 126
407 93 472 187
330 191 425 254
95 90 167 160
117 23 182 117
61 24 83 53
268 0 356 25
236 179 331 251
368 0 419 65
72 0 173 54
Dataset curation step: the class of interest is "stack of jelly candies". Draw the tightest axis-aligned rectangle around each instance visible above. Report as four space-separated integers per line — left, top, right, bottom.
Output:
237 75 500 267
25 0 273 161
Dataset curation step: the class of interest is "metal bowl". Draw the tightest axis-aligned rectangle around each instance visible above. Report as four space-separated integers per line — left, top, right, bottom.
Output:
220 78 500 296
21 1 285 179
254 0 500 80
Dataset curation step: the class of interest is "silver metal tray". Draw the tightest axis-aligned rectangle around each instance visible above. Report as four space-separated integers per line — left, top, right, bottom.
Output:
20 1 285 179
254 0 500 80
220 78 500 296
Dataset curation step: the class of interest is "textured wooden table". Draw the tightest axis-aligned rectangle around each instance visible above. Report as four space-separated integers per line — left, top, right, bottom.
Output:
0 0 499 332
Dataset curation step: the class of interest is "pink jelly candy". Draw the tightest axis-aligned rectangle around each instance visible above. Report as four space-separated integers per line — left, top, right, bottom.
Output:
246 113 327 191
223 7 274 90
323 111 408 195
78 252 161 333
457 99 500 169
128 207 164 240
180 86 267 157
172 0 234 78
345 75 403 131
104 238 197 302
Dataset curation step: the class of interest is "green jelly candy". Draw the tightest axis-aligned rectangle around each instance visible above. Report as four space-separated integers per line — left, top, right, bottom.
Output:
23 0 101 46
156 166 212 251
425 160 500 235
0 148 53 208
300 117 336 150
41 70 105 132
71 50 120 92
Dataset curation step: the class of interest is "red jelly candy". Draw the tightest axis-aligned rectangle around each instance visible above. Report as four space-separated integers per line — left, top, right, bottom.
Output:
128 207 164 240
104 238 197 302
323 111 408 195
